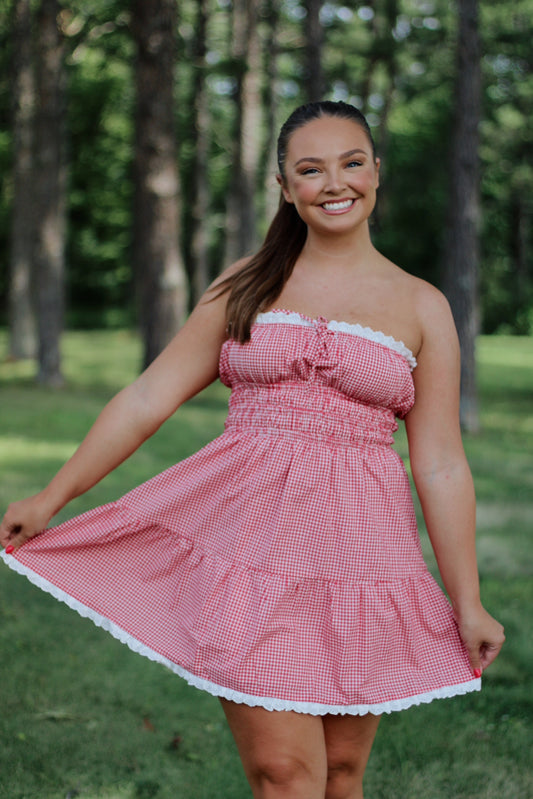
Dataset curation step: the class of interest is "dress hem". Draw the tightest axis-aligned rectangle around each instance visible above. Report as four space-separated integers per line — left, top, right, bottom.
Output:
1 551 481 716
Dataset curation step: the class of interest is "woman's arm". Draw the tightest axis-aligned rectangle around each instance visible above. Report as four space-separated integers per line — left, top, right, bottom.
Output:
405 283 505 672
0 278 233 550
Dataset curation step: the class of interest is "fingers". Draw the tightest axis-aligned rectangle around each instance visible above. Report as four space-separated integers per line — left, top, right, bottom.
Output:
1 524 26 552
1 510 41 552
0 514 17 549
1 521 44 552
457 606 505 677
3 532 30 552
465 629 505 675
480 639 505 671
466 647 481 675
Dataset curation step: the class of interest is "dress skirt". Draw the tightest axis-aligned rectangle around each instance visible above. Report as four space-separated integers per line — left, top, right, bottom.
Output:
0 311 480 715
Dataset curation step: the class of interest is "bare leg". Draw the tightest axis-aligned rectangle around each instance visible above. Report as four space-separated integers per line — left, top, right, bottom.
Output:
220 700 328 798
323 713 381 799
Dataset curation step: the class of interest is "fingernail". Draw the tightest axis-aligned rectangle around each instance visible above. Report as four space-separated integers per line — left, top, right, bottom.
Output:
473 668 482 678
5 545 15 555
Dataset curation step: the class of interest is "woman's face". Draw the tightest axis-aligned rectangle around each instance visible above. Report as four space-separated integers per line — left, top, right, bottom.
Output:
278 116 380 236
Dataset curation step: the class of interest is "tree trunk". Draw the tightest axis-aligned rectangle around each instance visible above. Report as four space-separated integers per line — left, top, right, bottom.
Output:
189 0 211 303
510 189 530 333
442 0 481 433
131 0 188 369
262 0 282 225
224 0 262 265
33 0 66 386
303 0 324 102
8 0 37 360
372 0 399 225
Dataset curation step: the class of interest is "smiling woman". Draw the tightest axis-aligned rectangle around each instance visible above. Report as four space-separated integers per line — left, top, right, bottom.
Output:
0 101 504 799
278 118 379 234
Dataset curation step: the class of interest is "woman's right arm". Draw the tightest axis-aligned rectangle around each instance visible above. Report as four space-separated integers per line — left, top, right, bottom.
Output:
0 280 233 551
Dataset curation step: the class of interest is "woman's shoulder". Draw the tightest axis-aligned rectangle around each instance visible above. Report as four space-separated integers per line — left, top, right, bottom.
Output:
370 258 456 357
381 259 453 327
396 273 458 362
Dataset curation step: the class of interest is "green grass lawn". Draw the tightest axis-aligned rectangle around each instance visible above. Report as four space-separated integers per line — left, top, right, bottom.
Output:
0 330 532 799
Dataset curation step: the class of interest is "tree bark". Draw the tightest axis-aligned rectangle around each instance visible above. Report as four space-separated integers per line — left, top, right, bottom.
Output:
132 0 188 369
189 0 211 303
442 0 481 433
303 0 324 102
8 0 37 360
262 0 282 225
33 0 67 386
509 189 530 333
224 0 262 265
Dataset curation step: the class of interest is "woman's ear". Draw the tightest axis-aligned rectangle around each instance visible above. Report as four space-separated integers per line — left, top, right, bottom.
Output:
374 158 381 189
276 173 294 204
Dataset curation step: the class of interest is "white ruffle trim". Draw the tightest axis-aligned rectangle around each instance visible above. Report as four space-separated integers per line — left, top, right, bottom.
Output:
255 310 418 371
1 552 480 715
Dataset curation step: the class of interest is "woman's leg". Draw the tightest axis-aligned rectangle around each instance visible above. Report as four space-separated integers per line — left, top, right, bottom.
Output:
322 713 381 799
220 700 328 798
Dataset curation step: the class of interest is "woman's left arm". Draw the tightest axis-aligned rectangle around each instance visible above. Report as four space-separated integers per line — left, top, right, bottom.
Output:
404 284 505 673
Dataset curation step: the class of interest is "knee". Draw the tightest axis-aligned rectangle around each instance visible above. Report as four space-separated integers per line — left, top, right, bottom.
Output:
250 753 324 791
325 759 363 799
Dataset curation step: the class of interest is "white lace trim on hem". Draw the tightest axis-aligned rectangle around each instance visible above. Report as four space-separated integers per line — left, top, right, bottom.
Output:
255 310 418 371
1 551 480 716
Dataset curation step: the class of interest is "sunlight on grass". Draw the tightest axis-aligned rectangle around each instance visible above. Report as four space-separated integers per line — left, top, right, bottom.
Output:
0 436 78 463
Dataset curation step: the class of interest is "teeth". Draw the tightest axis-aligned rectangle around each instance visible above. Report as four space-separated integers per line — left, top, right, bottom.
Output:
322 199 353 211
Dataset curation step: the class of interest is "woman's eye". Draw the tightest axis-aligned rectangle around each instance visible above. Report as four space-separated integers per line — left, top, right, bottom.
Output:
301 167 320 175
346 160 363 168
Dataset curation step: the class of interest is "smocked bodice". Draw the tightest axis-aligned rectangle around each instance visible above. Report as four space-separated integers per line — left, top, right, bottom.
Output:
219 310 416 447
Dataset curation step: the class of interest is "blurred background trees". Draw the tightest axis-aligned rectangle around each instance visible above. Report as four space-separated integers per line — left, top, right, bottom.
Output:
0 0 531 412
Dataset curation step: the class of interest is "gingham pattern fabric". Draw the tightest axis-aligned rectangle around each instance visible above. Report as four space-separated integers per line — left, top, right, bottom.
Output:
1 310 480 715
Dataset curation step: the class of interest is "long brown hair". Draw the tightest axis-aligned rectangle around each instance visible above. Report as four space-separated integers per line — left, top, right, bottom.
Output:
216 101 376 342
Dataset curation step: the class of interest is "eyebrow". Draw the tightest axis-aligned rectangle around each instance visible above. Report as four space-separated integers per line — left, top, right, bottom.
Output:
293 148 368 167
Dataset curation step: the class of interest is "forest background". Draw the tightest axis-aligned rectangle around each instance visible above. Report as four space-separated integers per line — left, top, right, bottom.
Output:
0 0 531 424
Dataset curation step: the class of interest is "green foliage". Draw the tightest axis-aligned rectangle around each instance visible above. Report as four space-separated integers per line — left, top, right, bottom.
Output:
64 1 134 327
0 328 532 797
480 0 533 333
1 0 531 330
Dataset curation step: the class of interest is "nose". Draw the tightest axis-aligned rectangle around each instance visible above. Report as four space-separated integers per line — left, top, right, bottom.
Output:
323 166 345 193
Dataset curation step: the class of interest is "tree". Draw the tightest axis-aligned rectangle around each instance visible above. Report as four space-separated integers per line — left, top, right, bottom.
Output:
304 0 325 101
63 1 134 328
188 0 211 303
33 0 67 386
442 0 481 432
1 0 530 339
261 0 282 225
480 0 533 334
224 0 263 264
8 0 37 360
131 0 188 368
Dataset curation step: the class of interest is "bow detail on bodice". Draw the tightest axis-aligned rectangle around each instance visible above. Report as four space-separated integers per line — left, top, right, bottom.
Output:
294 316 339 381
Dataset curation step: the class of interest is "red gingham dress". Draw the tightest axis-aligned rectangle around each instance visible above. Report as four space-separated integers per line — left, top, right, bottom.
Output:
1 310 480 715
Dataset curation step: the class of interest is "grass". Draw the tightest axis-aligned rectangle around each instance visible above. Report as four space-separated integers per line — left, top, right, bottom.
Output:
0 330 532 799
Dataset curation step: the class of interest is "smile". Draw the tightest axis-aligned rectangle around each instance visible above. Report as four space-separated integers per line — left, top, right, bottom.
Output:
321 199 355 213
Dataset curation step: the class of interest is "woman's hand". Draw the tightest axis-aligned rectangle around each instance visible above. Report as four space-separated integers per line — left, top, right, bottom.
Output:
0 493 56 551
455 603 505 674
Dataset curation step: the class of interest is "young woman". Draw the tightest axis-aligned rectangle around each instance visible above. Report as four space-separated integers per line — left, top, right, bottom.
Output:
1 101 504 799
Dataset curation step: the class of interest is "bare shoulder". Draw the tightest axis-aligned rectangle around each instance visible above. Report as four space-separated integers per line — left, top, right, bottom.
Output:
371 257 456 355
403 276 461 417
383 259 452 324
407 277 459 360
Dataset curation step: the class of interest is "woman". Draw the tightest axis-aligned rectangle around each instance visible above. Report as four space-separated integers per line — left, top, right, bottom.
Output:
1 101 504 799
